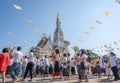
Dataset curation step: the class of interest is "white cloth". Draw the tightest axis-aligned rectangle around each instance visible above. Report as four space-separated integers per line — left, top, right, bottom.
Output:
13 51 23 62
110 56 117 67
28 52 35 63
62 57 67 63
44 58 50 66
105 63 112 75
36 59 40 66
40 60 44 67
22 58 28 66
70 60 75 67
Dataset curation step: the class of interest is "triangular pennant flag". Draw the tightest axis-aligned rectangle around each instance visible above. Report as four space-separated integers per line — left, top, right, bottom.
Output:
104 11 111 16
13 4 22 10
90 26 95 30
96 20 102 24
26 19 32 23
8 32 12 35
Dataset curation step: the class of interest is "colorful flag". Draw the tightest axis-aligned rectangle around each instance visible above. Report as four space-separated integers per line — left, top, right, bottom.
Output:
13 4 22 10
104 11 111 16
90 26 95 30
26 19 32 23
96 20 102 24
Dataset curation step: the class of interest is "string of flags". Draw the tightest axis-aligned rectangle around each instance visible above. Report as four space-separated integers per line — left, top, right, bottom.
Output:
104 11 111 17
7 0 120 55
13 4 22 10
91 40 120 53
12 2 42 35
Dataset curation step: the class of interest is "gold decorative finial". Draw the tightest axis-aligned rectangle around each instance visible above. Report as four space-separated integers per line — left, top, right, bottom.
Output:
57 12 60 23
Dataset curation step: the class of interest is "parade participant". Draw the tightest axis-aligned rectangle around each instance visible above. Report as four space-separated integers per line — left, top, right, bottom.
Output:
75 53 81 80
101 61 106 75
6 55 13 76
35 57 40 76
93 57 98 75
67 53 71 77
10 46 23 83
105 61 112 79
43 55 50 77
49 60 53 75
79 49 88 82
33 56 37 77
21 56 28 78
22 50 35 81
0 48 10 83
110 52 120 81
53 49 62 80
70 58 76 77
40 59 44 76
62 53 69 80
97 57 102 77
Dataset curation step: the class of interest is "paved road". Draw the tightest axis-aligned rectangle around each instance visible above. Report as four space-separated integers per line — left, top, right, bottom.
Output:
0 75 120 83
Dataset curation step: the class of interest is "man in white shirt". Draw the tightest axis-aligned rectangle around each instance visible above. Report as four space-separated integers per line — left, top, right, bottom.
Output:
110 52 120 81
10 46 23 82
43 55 50 76
23 50 35 81
70 58 76 75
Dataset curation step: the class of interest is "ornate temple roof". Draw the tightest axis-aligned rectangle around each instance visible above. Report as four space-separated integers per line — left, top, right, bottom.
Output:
37 36 50 48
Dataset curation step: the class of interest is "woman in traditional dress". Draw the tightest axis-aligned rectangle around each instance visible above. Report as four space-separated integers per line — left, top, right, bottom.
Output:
105 60 112 79
79 49 88 82
0 48 10 83
62 53 69 80
67 53 71 77
53 49 62 80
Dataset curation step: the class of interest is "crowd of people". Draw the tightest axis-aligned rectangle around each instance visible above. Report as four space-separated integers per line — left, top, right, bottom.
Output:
0 46 120 83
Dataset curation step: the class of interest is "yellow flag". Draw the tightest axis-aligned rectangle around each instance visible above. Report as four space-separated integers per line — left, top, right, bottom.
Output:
13 4 22 10
8 32 11 35
104 11 111 16
26 19 32 23
90 26 95 30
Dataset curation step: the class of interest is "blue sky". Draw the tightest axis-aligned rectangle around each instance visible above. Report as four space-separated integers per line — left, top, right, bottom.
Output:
0 0 120 56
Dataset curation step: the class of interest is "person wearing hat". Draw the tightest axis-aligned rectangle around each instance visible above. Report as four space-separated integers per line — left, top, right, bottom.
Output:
0 48 10 83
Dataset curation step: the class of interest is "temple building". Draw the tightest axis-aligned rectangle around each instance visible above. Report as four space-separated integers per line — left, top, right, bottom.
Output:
32 13 70 56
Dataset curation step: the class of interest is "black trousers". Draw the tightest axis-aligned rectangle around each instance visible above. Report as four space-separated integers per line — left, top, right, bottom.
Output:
23 62 34 79
111 66 120 80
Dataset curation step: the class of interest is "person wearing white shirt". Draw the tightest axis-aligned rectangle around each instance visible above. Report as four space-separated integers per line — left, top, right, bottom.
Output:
70 58 76 75
10 46 23 82
43 55 50 76
23 50 35 81
110 52 120 81
40 59 44 76
62 53 69 78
